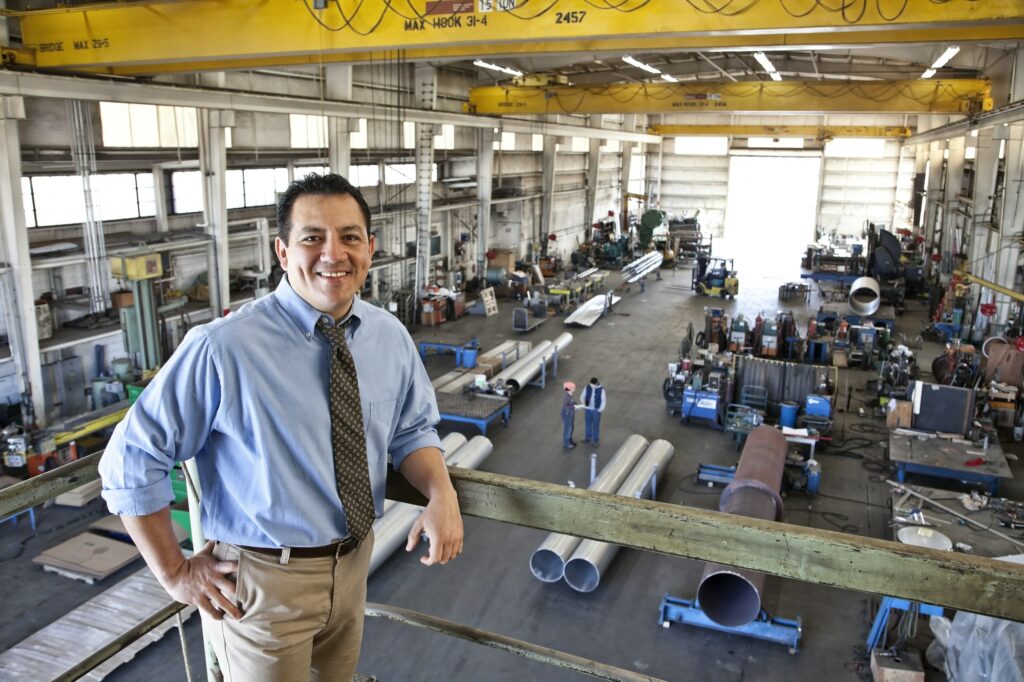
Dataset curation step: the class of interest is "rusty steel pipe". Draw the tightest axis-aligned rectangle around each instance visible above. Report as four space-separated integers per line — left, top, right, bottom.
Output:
696 426 786 627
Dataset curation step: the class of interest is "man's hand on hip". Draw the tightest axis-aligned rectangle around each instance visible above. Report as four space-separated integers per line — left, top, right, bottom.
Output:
162 541 243 620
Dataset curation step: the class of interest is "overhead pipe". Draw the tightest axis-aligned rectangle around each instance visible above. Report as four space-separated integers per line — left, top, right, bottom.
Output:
370 436 493 575
497 332 574 393
563 439 675 592
530 435 650 583
696 426 786 627
849 276 881 316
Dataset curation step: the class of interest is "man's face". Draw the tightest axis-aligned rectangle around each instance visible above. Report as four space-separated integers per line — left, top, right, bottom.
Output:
275 193 374 320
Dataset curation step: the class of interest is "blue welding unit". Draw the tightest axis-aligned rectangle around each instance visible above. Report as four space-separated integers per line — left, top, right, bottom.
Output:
682 389 722 428
805 395 831 418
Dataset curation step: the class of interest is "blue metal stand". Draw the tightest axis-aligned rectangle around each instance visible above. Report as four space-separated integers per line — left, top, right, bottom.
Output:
527 348 560 390
418 338 479 367
438 405 511 436
866 597 943 652
658 595 802 653
895 461 1000 495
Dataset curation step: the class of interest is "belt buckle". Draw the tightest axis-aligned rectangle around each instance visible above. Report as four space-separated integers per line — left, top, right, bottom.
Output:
335 536 357 559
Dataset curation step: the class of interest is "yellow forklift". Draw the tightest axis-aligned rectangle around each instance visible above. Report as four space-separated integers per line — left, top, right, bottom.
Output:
694 256 739 299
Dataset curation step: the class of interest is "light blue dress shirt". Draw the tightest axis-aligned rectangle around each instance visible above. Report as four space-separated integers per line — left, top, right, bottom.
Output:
100 277 442 548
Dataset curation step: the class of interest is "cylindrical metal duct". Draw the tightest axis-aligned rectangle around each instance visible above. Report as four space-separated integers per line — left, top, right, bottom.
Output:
503 332 574 393
369 435 493 575
696 426 786 627
440 433 468 460
563 439 675 593
369 502 422 574
485 266 508 285
491 340 552 386
529 435 650 583
447 435 493 470
849 276 881 316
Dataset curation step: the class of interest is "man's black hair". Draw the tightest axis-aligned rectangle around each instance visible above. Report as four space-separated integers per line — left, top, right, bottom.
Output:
276 173 372 244
590 377 599 384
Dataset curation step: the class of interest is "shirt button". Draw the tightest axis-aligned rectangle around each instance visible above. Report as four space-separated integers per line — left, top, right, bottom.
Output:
305 332 312 340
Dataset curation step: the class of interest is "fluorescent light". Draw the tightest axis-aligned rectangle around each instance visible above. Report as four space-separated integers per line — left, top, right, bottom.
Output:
752 52 782 81
623 56 660 74
920 46 959 79
752 52 775 72
931 46 960 70
473 59 523 77
661 73 678 83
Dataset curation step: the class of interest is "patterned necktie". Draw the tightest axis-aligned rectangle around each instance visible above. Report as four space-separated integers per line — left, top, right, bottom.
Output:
317 318 374 541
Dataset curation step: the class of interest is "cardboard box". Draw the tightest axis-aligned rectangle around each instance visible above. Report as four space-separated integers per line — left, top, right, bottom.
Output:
886 400 913 429
870 649 923 682
33 532 140 581
833 349 849 368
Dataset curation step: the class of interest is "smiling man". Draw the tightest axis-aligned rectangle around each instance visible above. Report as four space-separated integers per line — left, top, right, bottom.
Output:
99 173 462 681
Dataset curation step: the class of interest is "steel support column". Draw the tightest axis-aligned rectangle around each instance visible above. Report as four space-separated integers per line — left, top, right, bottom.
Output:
151 164 169 232
0 96 44 424
539 135 556 257
326 65 352 175
198 103 231 316
993 50 1024 327
585 115 602 233
413 64 436 299
476 127 495 279
619 115 636 236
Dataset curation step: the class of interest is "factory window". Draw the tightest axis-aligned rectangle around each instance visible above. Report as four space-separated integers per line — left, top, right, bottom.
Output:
349 165 380 187
295 165 330 178
226 170 245 209
171 170 203 214
403 121 416 149
674 136 729 156
570 136 589 152
24 172 156 227
290 114 328 149
628 154 646 194
384 163 437 185
532 134 544 151
434 124 455 150
824 138 886 159
100 102 199 148
601 139 620 152
493 132 517 151
243 168 290 206
350 118 368 149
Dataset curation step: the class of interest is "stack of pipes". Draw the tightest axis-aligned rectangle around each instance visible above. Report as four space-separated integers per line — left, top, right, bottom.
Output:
492 332 573 393
622 252 664 284
529 435 675 592
434 340 532 394
369 433 493 574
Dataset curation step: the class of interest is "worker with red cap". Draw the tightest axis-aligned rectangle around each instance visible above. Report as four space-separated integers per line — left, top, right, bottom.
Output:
561 381 578 449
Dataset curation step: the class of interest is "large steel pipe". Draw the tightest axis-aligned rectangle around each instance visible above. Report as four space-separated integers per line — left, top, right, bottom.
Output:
492 340 552 386
563 439 675 592
370 436 492 574
499 332 574 393
529 435 650 583
849 276 881 316
440 432 468 459
447 435 494 470
696 426 786 627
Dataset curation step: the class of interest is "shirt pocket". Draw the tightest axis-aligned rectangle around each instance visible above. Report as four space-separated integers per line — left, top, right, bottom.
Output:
362 398 397 463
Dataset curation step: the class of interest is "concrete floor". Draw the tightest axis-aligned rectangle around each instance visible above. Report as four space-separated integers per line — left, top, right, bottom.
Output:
2 253 1021 681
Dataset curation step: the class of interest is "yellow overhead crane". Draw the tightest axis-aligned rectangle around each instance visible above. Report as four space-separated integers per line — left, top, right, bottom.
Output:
955 271 1024 305
465 80 992 116
6 0 1024 75
649 125 912 141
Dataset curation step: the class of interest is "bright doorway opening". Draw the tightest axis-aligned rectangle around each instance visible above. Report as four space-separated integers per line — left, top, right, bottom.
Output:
720 154 821 287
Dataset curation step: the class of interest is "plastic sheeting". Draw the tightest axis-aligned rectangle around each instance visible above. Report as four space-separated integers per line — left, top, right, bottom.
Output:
945 612 1024 682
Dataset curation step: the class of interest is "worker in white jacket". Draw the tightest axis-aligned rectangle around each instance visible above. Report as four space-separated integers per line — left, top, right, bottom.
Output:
581 377 607 446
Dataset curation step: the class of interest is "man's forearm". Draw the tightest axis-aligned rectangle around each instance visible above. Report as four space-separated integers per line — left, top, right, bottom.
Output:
399 447 455 499
121 507 189 585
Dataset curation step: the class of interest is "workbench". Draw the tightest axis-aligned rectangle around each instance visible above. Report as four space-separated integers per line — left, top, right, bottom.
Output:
889 433 1013 495
418 337 479 367
435 392 510 436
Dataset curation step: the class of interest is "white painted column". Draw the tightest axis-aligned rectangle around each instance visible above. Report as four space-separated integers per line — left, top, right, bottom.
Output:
413 64 436 299
969 128 1000 282
476 127 495 280
539 135 556 256
992 49 1024 326
151 164 169 232
941 138 966 273
619 115 636 238
199 108 232 316
585 115 602 231
326 65 353 176
0 96 45 424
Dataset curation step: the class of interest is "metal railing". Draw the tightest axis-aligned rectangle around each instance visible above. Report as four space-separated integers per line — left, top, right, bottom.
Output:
4 452 1024 681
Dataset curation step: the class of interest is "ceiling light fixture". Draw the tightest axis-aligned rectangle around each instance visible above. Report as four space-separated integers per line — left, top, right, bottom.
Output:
661 73 679 83
920 46 960 79
473 59 523 77
622 56 661 74
752 52 782 81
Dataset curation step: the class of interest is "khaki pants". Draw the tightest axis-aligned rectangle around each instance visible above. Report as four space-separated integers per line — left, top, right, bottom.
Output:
203 532 375 682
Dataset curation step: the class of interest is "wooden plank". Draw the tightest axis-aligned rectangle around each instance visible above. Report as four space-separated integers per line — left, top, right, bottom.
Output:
387 468 1024 622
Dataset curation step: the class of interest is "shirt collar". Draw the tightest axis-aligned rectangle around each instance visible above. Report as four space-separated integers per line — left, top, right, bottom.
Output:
274 276 365 338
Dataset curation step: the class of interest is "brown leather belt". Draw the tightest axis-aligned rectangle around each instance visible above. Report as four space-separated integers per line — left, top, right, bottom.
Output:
238 537 358 559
